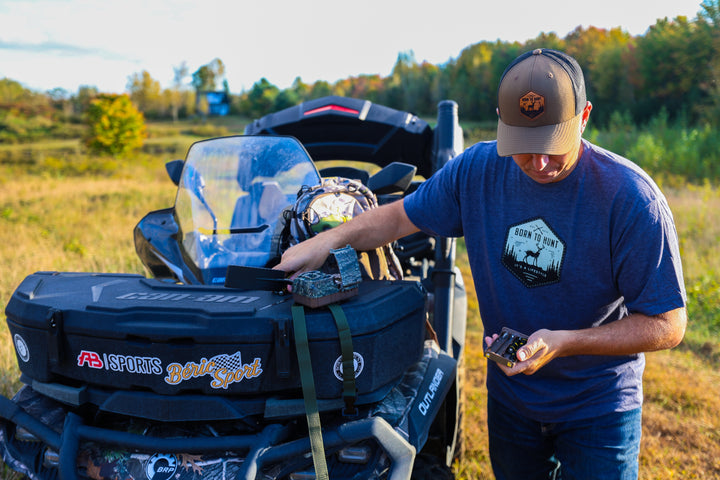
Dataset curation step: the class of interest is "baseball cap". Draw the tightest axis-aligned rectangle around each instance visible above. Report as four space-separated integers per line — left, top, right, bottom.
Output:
496 49 587 156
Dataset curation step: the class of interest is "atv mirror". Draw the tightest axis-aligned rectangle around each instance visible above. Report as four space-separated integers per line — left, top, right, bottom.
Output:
319 166 370 185
368 162 417 195
183 163 219 234
165 159 184 186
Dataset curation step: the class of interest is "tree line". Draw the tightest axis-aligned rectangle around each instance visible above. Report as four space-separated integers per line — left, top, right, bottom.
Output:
1 0 718 145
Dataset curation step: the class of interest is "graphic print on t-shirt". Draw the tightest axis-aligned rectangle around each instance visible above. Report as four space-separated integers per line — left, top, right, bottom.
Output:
502 218 566 288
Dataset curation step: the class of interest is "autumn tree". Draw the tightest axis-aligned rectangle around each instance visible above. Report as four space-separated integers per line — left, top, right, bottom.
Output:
697 0 720 124
290 77 311 101
273 89 300 111
84 94 147 156
192 58 226 117
72 85 99 115
0 79 55 143
446 41 523 121
127 70 164 118
47 87 73 117
167 62 193 122
634 15 714 122
192 58 226 92
564 26 634 125
239 78 279 118
308 80 333 100
523 31 565 52
0 78 44 105
334 74 385 104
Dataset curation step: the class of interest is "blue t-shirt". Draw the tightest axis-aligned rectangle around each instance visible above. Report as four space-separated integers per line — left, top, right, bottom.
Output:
404 139 686 422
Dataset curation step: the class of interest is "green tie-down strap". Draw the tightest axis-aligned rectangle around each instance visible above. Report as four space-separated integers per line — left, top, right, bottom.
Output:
291 303 358 479
328 303 358 415
291 304 329 480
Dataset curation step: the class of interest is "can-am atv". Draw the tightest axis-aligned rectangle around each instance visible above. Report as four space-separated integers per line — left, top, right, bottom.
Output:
0 96 467 480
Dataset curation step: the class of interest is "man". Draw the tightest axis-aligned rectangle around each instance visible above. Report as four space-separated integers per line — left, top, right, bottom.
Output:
275 49 687 479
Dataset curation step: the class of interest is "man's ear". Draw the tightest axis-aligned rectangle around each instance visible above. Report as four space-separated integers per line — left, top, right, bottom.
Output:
580 101 593 133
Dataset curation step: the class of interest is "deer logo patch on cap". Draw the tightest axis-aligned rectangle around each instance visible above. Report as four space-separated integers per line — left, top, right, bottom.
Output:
519 91 545 119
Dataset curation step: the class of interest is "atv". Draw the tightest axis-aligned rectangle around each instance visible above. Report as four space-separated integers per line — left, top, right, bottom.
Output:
0 96 467 480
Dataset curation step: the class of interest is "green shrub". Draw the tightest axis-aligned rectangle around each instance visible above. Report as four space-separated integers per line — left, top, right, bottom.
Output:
587 113 720 184
84 94 147 156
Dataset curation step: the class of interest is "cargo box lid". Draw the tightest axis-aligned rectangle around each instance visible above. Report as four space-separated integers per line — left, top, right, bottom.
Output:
6 272 425 343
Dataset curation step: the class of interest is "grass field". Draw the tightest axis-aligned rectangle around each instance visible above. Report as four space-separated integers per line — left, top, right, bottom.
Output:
0 119 718 479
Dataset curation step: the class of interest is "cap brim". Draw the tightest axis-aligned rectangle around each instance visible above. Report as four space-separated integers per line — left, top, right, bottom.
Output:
496 111 583 157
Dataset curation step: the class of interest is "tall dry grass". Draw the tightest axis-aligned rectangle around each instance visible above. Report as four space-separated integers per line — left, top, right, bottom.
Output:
0 165 177 397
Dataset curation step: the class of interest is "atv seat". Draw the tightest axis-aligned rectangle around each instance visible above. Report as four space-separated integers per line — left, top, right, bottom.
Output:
232 181 287 228
227 181 290 266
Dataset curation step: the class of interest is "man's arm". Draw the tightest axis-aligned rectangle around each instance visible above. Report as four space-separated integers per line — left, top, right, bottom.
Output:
488 307 687 376
274 199 419 277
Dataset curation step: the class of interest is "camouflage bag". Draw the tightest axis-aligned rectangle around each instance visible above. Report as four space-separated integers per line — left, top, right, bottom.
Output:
281 177 403 280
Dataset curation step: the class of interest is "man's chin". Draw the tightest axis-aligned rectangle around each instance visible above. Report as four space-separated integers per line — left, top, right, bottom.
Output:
529 172 559 183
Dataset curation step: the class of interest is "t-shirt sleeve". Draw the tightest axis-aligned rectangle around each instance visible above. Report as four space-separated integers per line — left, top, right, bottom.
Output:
403 153 466 238
613 196 686 316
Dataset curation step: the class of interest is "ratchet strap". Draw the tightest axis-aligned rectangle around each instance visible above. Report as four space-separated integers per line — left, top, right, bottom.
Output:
291 303 358 480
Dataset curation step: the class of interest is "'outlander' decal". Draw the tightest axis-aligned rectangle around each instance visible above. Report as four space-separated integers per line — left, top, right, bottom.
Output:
502 218 565 288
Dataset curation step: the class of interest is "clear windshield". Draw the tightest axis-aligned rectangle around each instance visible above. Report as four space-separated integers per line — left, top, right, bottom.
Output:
174 135 320 284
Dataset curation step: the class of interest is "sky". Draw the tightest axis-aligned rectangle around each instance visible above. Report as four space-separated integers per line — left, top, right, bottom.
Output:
0 0 708 95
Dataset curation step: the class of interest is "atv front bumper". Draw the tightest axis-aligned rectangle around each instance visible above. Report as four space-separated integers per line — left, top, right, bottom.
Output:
0 342 457 480
0 392 415 480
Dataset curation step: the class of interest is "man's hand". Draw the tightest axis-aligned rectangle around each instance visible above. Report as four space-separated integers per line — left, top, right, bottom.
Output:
273 199 420 279
484 307 686 376
273 233 337 279
485 329 568 376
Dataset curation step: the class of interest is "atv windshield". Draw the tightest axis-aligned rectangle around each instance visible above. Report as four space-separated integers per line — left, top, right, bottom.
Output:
174 135 320 284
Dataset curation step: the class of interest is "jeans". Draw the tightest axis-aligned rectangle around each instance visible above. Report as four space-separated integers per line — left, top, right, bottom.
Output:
487 395 642 480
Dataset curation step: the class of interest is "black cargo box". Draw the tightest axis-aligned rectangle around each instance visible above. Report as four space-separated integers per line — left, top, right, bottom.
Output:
5 272 426 401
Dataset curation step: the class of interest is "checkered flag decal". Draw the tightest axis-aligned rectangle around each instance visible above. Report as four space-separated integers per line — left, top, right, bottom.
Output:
207 352 243 373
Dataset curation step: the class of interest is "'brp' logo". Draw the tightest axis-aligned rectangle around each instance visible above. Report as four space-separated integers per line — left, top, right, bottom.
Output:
333 352 364 381
145 453 178 480
13 334 29 363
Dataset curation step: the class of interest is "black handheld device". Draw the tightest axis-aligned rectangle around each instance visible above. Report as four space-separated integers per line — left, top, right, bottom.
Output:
484 327 528 367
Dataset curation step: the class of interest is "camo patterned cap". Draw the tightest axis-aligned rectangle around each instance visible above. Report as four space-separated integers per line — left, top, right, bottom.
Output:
496 48 587 156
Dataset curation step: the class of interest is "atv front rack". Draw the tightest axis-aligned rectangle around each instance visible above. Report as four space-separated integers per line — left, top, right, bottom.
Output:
0 394 414 480
0 343 457 480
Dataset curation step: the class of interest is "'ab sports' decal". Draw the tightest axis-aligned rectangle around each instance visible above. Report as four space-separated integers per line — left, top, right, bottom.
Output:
77 350 163 374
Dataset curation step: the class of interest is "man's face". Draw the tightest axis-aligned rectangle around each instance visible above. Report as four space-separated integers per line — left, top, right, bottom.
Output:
511 142 582 184
506 102 592 184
